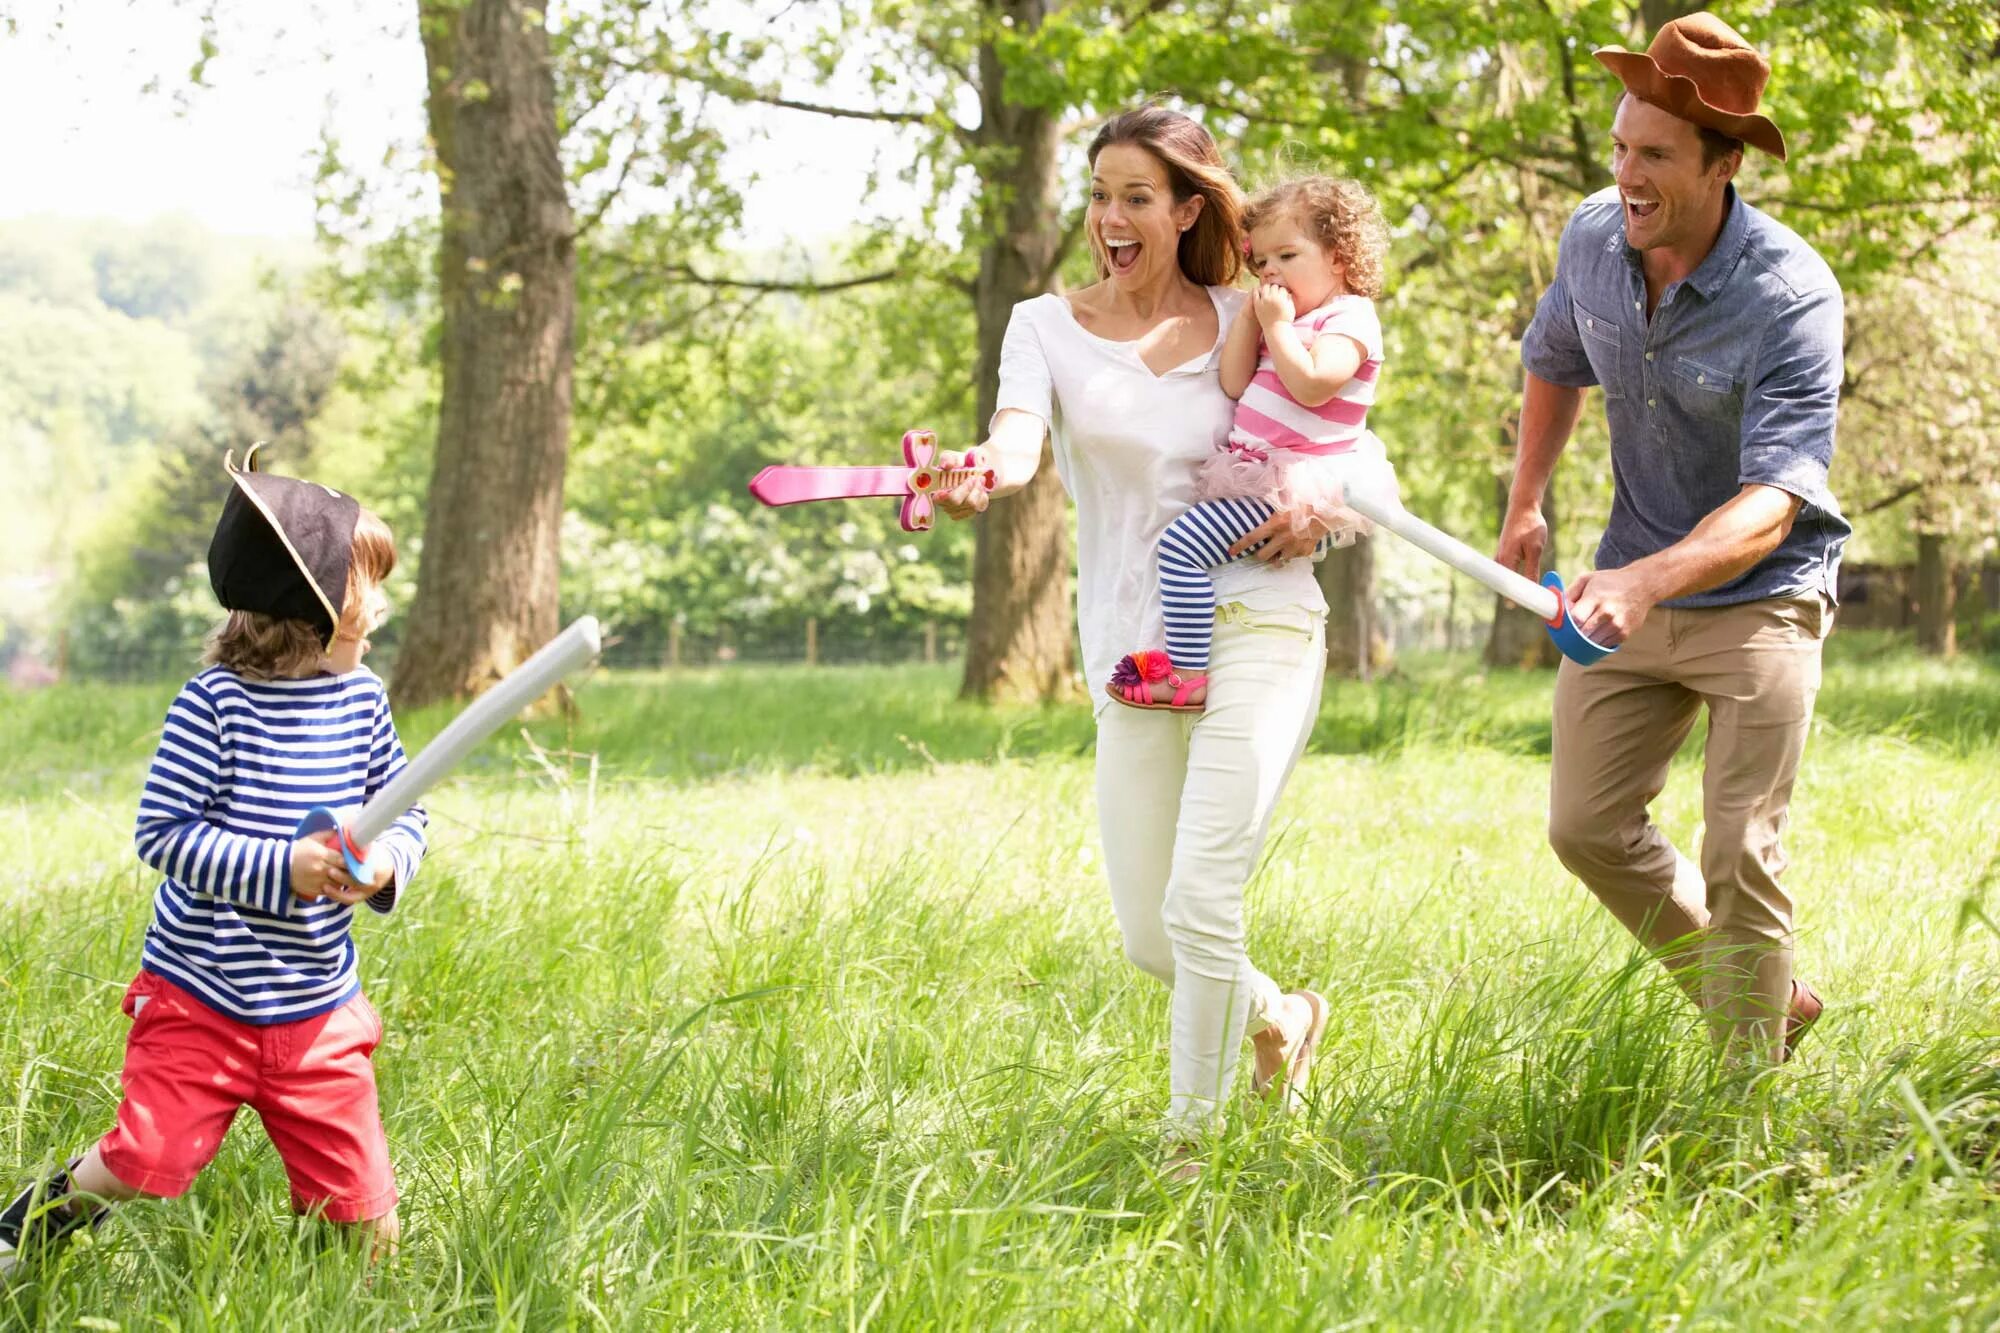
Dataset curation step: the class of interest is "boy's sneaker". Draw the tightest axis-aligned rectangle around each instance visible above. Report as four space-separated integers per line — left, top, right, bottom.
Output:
0 1161 101 1278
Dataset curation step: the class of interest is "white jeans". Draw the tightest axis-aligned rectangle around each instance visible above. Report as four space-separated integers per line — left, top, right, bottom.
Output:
1094 601 1328 1131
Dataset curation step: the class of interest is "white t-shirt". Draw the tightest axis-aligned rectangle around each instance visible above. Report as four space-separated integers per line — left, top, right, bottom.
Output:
992 285 1328 711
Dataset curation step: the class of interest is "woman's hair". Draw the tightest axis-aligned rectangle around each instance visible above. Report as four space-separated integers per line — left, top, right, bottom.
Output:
1086 106 1245 287
1243 175 1389 300
204 506 397 679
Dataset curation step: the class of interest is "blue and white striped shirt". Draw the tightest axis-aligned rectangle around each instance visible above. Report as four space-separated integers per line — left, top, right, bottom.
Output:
133 665 428 1024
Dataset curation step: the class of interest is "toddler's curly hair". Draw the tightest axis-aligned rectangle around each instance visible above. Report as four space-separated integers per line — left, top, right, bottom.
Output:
1243 175 1388 300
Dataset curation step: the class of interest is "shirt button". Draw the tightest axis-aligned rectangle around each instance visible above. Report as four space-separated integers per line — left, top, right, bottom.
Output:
1645 352 1654 362
1697 373 1706 384
1648 397 1657 408
1586 318 1595 329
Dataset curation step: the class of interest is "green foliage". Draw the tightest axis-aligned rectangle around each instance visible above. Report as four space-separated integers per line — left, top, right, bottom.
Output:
20 0 2000 680
60 299 348 678
0 217 318 669
563 283 979 651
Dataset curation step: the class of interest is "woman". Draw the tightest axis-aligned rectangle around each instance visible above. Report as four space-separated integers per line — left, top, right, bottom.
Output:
940 106 1334 1174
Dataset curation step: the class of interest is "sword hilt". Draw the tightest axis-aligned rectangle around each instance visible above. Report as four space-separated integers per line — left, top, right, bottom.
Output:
900 430 995 531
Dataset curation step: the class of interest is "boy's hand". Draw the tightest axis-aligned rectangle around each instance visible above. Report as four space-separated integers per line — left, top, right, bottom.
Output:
1252 282 1295 329
291 833 358 903
320 873 388 906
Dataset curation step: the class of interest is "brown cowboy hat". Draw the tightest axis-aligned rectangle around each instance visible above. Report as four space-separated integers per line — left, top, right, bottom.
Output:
1594 12 1787 161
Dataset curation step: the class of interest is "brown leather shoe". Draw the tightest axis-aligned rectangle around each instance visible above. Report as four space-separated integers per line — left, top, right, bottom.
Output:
1782 981 1824 1062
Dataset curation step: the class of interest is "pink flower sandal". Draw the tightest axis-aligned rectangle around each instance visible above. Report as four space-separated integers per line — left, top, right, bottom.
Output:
1106 650 1207 713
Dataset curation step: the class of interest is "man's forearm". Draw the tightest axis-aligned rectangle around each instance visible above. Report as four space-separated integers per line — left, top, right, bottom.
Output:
1508 372 1586 511
1624 484 1801 604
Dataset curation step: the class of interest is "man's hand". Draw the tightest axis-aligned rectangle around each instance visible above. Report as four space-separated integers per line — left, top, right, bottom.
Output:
1227 505 1329 566
1496 505 1549 579
1565 566 1659 648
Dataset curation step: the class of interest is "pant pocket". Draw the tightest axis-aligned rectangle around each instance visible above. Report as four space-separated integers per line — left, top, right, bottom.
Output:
1214 602 1321 639
1213 602 1323 669
353 994 385 1054
122 971 162 1024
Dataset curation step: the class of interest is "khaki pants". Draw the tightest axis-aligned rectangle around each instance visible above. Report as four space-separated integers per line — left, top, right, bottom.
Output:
1549 593 1832 1063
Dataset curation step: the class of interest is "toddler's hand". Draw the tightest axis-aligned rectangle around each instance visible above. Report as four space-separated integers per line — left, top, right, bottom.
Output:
291 833 355 902
1252 282 1295 329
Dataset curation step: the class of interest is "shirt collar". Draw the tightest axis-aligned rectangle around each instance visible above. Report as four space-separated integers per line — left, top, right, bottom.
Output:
1615 183 1750 300
1684 184 1750 299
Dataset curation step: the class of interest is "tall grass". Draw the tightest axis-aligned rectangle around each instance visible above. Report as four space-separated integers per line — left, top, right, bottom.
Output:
2 632 1996 1328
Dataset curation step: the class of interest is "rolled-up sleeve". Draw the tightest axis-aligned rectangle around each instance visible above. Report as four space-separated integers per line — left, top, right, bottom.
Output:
1521 216 1598 388
1738 283 1843 507
990 302 1053 432
1522 238 1596 389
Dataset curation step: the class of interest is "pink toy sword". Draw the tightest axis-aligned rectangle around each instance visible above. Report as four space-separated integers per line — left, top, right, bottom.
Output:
748 429 996 532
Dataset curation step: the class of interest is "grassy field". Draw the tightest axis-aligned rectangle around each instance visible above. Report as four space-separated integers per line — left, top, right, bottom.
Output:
3 632 1997 1329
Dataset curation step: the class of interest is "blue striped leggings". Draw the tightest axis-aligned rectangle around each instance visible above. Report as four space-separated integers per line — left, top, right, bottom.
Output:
1157 497 1332 671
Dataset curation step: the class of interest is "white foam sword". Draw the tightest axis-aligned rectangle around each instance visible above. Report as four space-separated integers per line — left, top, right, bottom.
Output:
296 616 604 885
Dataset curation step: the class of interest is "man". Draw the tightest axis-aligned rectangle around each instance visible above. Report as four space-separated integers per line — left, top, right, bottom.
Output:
1500 13 1849 1065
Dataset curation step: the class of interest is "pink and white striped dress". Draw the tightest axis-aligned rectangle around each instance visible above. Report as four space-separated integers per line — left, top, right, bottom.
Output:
1195 293 1396 543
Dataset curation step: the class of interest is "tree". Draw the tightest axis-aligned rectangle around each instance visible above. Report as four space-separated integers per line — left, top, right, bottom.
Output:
655 0 1104 699
1318 538 1385 679
1838 224 2000 657
1221 0 2000 664
956 0 1076 701
62 301 345 675
393 0 577 707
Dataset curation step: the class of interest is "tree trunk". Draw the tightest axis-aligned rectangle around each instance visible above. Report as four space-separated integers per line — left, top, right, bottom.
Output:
1980 551 2000 650
1915 530 1956 657
394 0 575 709
1318 537 1384 679
961 0 1074 702
1484 475 1562 669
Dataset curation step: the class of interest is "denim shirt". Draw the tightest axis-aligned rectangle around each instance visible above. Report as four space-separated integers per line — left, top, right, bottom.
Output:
1521 185 1850 607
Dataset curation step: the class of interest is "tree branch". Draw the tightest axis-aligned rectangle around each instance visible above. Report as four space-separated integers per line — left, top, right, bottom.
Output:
572 145 639 242
629 51 972 144
752 93 933 127
1855 480 1925 516
1768 194 2000 215
660 263 904 293
1039 215 1086 291
1540 0 1612 193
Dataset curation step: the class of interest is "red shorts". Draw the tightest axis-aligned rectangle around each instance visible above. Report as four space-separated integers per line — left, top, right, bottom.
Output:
96 971 397 1223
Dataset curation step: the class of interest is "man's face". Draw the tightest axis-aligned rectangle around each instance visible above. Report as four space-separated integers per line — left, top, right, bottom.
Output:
1610 95 1739 254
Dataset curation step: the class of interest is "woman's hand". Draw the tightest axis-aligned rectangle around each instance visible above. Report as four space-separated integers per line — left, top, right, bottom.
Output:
936 471 990 521
939 409 1047 519
1227 505 1329 567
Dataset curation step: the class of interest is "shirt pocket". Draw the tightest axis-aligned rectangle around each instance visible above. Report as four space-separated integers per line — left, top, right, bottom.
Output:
1670 353 1739 421
1571 297 1625 398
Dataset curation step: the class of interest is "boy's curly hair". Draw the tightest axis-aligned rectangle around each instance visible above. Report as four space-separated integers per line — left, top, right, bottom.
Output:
204 507 397 680
1243 175 1388 300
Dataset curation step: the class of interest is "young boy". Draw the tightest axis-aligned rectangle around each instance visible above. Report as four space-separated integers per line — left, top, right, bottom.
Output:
1 447 428 1272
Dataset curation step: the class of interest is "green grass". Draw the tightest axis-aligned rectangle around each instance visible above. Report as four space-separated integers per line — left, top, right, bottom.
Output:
3 631 1998 1328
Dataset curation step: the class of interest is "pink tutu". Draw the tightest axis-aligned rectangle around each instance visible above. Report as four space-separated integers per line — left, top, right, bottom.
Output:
1194 431 1400 544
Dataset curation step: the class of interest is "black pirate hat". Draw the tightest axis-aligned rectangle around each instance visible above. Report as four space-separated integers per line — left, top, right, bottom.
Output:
207 444 361 646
